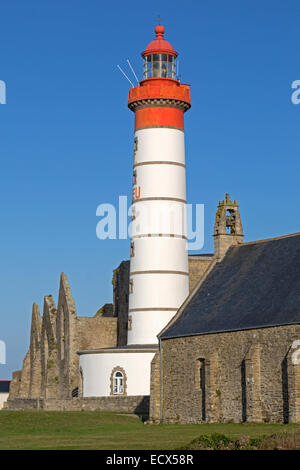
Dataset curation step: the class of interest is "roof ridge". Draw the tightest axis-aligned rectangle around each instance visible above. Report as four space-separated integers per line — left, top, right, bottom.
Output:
240 231 300 247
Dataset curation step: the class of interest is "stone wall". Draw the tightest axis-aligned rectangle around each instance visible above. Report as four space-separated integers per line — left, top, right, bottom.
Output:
157 324 300 424
8 266 123 403
188 255 214 293
113 261 130 346
41 295 59 399
8 253 222 412
18 351 30 398
149 352 160 421
55 274 118 399
29 303 42 398
9 371 22 399
7 396 149 415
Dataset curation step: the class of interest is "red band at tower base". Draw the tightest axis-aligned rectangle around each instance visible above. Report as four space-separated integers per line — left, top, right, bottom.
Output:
135 106 184 131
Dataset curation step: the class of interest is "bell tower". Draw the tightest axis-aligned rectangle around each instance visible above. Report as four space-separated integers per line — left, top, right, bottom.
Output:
214 193 243 260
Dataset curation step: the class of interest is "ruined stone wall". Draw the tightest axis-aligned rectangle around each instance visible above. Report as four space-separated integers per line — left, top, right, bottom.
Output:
29 303 42 398
41 296 59 399
56 273 78 399
18 351 30 398
55 275 118 399
8 266 122 403
188 255 214 293
8 371 22 399
158 324 300 424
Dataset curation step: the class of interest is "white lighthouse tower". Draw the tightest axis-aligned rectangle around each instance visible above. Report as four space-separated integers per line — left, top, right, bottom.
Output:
127 24 191 345
79 24 191 399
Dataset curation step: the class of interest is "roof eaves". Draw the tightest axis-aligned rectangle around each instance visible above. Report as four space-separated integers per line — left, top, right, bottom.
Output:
160 320 300 341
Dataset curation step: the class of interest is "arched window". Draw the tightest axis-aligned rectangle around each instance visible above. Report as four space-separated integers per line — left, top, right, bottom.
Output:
113 371 124 395
225 209 236 234
110 366 127 396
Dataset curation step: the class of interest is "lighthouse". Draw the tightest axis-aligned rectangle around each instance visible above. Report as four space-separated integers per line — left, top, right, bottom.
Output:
127 24 191 345
79 24 191 398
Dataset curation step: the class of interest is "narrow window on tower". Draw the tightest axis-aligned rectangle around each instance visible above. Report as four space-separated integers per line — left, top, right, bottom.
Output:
133 137 138 165
195 358 205 387
128 315 132 331
130 242 135 257
194 358 206 421
131 207 136 221
133 170 137 186
129 279 134 294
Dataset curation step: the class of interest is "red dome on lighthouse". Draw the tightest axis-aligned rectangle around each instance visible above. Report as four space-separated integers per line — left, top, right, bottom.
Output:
142 24 178 58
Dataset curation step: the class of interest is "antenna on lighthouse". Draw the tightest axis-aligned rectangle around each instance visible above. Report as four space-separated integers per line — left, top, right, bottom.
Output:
126 59 139 84
117 65 134 87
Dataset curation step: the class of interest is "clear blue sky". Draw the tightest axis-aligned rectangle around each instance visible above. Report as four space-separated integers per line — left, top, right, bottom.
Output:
0 0 299 379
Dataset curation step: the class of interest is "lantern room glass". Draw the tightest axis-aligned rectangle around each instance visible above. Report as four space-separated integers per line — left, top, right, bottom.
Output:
143 54 176 79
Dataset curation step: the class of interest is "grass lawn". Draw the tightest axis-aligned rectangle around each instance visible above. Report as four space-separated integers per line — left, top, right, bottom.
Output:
0 410 299 450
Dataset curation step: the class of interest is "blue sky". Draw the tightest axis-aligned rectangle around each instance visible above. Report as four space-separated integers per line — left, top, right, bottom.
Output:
0 0 299 378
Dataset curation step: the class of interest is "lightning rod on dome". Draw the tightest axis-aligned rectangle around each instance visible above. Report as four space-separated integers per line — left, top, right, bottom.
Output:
126 59 139 84
117 64 134 87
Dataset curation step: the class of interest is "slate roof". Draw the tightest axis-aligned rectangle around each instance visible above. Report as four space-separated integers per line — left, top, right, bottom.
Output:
0 381 10 393
160 233 300 339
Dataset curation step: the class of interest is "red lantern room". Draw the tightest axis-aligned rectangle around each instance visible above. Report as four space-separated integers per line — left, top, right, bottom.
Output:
142 25 178 79
128 24 191 130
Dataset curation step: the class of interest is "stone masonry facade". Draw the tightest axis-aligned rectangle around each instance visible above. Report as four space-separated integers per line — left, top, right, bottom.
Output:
7 256 210 411
7 396 149 414
154 325 300 424
13 192 295 424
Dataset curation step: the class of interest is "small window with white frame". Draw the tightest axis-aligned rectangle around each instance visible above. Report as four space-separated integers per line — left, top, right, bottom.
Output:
129 279 134 294
113 371 124 395
110 367 127 396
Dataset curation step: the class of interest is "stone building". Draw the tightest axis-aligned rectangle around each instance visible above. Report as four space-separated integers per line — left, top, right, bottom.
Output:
150 195 300 424
7 193 300 423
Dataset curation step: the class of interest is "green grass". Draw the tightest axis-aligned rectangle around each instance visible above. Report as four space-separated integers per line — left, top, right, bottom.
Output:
0 411 299 450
